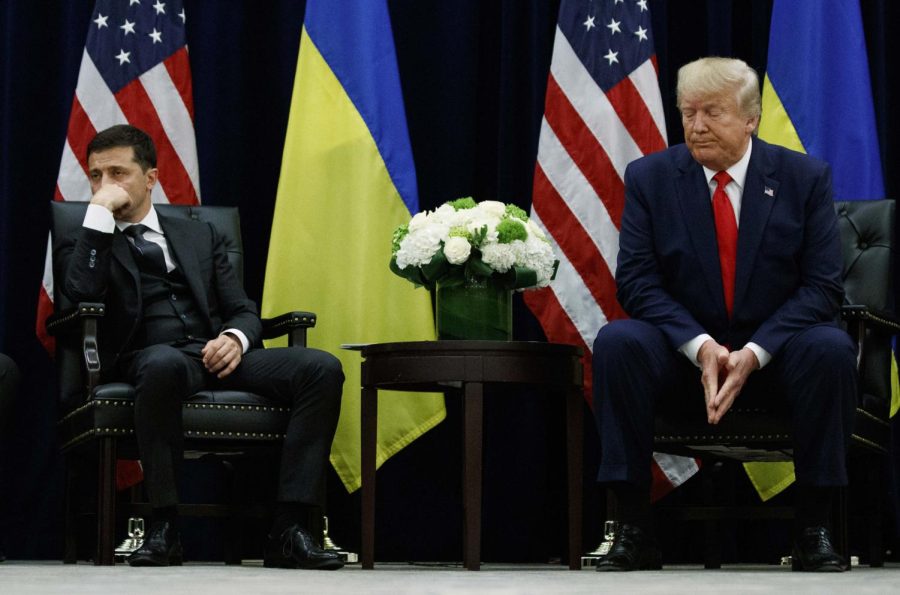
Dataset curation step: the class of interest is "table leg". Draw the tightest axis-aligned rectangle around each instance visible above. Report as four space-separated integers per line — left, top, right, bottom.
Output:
462 382 483 571
361 386 378 569
566 386 583 570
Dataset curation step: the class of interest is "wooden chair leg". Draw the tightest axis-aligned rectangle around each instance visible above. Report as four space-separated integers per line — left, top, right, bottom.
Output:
95 438 117 565
868 459 884 567
63 457 78 564
222 459 242 565
702 467 721 569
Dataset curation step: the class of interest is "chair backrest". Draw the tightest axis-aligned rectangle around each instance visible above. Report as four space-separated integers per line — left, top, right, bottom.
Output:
835 200 894 419
49 202 245 410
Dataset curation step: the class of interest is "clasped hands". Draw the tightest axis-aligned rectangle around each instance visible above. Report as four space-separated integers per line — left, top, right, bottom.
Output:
697 339 759 425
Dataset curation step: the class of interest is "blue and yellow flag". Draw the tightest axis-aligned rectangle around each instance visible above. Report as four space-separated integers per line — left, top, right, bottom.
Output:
262 0 445 492
749 0 887 501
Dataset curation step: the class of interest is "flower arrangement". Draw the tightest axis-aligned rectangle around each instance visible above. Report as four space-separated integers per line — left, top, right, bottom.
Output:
390 197 558 290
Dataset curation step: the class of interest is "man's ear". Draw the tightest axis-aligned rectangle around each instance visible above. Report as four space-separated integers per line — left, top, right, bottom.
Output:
145 167 159 191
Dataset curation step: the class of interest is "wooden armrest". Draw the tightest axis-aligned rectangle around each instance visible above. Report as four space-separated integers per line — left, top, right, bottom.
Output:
261 311 317 348
841 305 900 334
46 302 105 390
45 302 106 335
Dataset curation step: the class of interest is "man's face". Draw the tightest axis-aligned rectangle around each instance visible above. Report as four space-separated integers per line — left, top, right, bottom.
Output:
680 89 758 172
87 146 157 222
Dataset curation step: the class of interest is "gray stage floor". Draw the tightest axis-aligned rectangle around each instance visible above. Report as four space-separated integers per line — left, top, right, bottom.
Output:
1 561 899 594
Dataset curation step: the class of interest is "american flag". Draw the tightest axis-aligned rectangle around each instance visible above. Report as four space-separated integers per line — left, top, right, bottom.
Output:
37 0 200 353
524 0 698 500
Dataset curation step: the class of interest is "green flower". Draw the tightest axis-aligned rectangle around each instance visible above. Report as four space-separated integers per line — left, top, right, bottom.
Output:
504 204 528 221
448 196 477 210
392 224 409 254
496 218 527 244
449 226 472 241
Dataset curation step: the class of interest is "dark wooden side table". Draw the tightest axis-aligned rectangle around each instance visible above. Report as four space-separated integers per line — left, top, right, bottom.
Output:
359 340 584 570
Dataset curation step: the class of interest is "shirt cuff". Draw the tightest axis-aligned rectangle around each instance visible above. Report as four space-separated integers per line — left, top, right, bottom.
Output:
222 329 249 354
744 342 771 369
679 334 713 368
83 203 117 233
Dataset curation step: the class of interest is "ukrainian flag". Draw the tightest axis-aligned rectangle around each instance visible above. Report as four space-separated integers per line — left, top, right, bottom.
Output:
748 0 887 501
262 0 445 492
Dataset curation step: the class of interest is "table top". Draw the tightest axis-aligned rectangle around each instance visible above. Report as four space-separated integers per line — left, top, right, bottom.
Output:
359 340 583 391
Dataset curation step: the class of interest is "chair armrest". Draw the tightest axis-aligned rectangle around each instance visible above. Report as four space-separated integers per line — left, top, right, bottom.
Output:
841 305 900 335
46 302 105 391
261 311 317 348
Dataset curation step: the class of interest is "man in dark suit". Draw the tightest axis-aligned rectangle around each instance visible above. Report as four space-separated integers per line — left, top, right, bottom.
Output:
592 57 855 572
59 125 344 569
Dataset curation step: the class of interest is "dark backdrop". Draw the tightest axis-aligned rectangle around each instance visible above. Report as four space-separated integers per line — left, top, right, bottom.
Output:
1 0 898 562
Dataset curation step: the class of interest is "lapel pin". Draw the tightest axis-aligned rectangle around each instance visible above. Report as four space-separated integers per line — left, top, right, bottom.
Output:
764 186 775 197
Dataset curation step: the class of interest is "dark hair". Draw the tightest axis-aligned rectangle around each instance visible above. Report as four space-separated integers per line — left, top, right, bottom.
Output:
86 124 157 171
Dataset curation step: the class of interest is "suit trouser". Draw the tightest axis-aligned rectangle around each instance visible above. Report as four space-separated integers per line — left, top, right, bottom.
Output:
120 342 344 509
592 319 857 488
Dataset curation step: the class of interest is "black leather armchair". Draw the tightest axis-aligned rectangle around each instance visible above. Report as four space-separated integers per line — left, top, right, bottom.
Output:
652 199 897 567
47 202 316 565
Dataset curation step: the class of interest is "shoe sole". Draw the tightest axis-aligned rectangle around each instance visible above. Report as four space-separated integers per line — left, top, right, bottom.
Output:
127 555 183 567
263 557 344 570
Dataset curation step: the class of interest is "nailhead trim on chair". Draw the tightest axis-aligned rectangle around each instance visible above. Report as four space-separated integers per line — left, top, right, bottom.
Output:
656 433 790 441
185 430 285 439
856 407 890 427
59 399 134 425
183 403 289 413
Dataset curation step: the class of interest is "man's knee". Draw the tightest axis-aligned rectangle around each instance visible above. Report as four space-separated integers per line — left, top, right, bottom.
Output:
131 345 194 387
593 319 665 366
787 325 856 373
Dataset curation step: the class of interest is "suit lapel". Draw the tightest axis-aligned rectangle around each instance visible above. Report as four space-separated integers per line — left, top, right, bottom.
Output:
111 230 141 290
160 214 212 322
674 149 725 312
733 139 778 314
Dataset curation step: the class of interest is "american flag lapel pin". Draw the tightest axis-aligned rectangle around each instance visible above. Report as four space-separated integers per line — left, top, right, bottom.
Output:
764 186 775 197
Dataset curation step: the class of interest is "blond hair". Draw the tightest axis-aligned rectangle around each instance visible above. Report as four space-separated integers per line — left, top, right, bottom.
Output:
676 57 761 120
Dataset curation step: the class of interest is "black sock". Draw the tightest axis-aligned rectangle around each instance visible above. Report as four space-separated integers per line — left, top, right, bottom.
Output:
609 482 653 534
152 505 178 527
795 485 834 534
271 502 314 536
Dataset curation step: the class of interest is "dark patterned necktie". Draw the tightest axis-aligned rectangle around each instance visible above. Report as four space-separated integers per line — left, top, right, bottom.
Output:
124 224 168 276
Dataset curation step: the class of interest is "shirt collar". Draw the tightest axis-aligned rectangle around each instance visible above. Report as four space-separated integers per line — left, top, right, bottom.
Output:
116 205 163 234
702 136 753 193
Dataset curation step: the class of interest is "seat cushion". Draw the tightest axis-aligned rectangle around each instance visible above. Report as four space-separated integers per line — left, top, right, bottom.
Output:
58 382 290 452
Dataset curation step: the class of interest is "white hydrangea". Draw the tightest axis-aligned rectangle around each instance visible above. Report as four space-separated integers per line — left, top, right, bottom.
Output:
395 224 445 269
480 242 516 273
443 236 472 264
517 235 557 288
474 200 506 220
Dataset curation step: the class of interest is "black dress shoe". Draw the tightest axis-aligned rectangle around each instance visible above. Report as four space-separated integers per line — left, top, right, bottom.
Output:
792 526 848 572
264 524 344 570
127 521 183 567
596 524 662 571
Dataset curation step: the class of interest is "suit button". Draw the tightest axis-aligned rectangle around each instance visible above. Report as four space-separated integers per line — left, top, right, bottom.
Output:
90 249 97 255
171 294 177 301
89 263 95 268
187 335 194 340
181 314 187 319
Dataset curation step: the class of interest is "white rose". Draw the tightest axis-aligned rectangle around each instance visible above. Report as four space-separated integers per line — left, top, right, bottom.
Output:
475 200 506 220
408 210 431 232
527 218 547 241
443 236 472 265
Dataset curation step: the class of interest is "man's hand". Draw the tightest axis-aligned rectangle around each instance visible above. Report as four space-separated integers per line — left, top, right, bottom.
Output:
202 333 243 379
697 339 729 423
708 347 759 424
90 183 132 218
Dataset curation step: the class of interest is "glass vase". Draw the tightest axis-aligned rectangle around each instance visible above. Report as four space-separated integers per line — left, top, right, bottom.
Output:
435 277 512 341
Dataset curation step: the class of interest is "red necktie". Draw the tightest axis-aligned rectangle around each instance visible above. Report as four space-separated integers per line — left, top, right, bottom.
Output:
712 171 737 318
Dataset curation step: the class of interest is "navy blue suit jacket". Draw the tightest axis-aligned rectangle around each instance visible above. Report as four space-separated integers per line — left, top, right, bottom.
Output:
615 137 844 358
